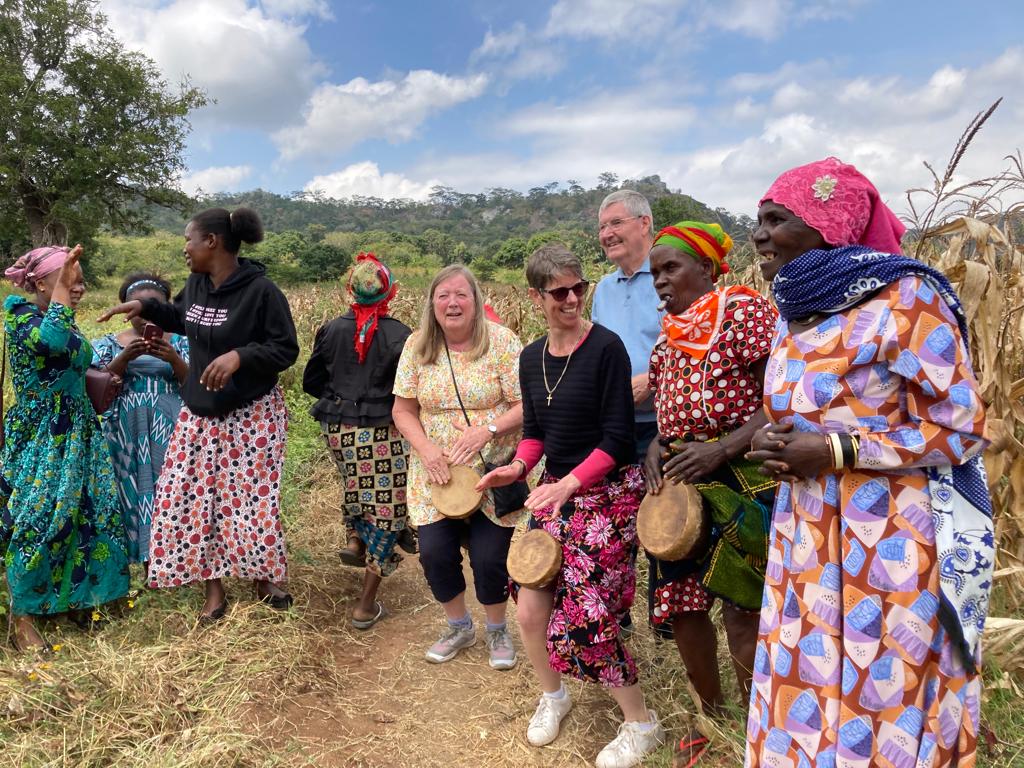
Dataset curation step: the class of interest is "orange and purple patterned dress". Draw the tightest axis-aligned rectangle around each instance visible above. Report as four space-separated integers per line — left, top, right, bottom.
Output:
746 276 986 767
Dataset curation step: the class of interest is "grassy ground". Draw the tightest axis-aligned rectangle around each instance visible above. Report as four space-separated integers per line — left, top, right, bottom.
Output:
0 277 1020 766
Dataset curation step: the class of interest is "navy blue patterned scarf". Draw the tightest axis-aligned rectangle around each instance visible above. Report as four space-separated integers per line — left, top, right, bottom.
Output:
773 244 993 674
772 245 968 339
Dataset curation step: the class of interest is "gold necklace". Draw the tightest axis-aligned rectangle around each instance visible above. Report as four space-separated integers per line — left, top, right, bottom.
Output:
542 323 588 406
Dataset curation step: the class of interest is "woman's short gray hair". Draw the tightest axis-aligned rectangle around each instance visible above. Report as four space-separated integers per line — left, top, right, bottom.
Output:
526 243 583 291
599 189 654 235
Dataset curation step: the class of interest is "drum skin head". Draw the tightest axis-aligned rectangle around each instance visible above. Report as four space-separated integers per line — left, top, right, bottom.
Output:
507 528 562 589
637 482 708 561
430 464 484 519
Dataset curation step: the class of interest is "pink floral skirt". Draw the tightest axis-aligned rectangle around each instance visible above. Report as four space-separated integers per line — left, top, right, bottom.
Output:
518 465 644 688
148 389 288 588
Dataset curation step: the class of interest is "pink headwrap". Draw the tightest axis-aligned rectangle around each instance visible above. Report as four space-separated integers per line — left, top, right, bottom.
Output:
4 246 70 291
759 157 906 253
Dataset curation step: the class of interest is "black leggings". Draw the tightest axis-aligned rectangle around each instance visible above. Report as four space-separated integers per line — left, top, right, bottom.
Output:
417 512 514 606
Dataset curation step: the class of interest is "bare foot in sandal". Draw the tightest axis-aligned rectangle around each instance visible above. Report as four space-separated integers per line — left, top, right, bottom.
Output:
672 730 709 768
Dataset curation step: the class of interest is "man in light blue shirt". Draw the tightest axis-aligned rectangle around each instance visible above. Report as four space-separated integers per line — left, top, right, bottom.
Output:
593 189 666 638
592 189 663 460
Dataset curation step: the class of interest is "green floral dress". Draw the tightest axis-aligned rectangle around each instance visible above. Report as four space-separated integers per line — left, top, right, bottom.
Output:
0 295 129 615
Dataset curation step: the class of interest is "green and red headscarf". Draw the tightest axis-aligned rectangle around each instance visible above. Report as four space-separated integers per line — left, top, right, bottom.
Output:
652 220 733 279
348 252 397 364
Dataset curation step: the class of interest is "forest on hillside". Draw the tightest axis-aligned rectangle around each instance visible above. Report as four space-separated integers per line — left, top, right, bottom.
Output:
113 173 756 286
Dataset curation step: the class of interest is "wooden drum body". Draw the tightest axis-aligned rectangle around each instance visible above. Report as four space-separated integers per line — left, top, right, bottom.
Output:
637 481 710 561
430 464 484 519
507 528 562 589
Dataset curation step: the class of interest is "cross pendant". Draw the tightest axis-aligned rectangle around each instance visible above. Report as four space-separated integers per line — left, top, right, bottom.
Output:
546 393 553 406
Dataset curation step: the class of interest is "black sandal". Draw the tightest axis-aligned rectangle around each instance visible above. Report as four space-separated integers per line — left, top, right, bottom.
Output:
396 526 418 555
256 586 293 611
198 600 228 626
339 538 366 567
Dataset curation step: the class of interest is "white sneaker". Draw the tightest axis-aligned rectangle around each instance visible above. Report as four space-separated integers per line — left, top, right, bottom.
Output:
595 710 665 768
526 688 573 747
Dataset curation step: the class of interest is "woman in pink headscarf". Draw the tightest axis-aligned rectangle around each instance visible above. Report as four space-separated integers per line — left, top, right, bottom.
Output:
744 158 992 767
1 245 129 652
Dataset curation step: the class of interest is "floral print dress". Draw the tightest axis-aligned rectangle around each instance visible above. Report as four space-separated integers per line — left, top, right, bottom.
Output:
746 277 986 768
0 296 129 615
393 323 524 528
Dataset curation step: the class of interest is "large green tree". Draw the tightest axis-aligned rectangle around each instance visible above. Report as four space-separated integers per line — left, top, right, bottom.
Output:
0 0 205 252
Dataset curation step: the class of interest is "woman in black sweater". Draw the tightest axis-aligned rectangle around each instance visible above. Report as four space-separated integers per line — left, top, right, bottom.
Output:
479 244 664 768
100 207 299 623
303 253 411 629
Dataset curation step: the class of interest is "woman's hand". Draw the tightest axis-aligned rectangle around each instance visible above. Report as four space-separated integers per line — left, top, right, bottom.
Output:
421 441 452 485
147 337 189 382
643 439 664 495
199 351 240 392
57 244 83 289
117 337 149 363
447 421 491 466
524 474 580 513
145 337 177 362
476 461 522 492
745 422 833 482
98 300 143 323
663 441 728 485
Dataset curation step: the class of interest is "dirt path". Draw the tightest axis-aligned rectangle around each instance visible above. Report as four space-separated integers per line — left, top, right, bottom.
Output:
246 492 744 768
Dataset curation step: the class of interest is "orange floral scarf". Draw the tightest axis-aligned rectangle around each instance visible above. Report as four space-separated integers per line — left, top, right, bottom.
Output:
660 285 761 359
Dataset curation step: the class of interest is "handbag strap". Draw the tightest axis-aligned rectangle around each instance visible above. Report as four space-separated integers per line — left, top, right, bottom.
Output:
442 339 488 466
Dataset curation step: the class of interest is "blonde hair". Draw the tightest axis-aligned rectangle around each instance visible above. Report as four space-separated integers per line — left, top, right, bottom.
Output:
412 264 490 365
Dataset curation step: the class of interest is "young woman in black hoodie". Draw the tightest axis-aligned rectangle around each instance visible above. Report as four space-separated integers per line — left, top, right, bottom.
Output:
100 207 299 623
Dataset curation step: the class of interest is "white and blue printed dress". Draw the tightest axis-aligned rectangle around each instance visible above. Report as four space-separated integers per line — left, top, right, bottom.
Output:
91 333 189 563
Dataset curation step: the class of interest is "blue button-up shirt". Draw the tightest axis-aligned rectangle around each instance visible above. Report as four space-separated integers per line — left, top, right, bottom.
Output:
591 258 663 422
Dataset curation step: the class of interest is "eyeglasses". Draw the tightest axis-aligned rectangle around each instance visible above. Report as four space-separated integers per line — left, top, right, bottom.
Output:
540 280 589 302
598 216 640 233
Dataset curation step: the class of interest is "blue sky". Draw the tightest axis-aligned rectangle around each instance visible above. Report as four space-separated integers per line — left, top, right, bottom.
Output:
100 0 1024 218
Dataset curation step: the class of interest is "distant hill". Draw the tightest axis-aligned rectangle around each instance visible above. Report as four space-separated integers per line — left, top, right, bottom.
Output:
144 175 752 253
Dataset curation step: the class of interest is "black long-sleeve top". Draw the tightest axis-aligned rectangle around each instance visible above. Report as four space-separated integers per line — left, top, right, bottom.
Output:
140 258 299 417
520 323 635 478
302 312 411 426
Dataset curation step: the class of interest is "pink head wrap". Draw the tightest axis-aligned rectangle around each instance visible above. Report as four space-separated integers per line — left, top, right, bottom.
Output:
759 157 906 253
4 246 70 291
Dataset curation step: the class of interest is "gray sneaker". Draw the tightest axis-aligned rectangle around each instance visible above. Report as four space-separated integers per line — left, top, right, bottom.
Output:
486 628 518 670
425 624 477 663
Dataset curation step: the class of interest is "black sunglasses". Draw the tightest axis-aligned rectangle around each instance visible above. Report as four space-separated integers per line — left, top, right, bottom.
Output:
540 280 589 302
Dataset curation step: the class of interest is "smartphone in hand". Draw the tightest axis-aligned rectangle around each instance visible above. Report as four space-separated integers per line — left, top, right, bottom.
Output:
142 323 164 341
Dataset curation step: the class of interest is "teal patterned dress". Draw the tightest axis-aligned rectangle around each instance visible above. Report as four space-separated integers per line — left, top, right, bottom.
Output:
0 295 129 615
91 333 189 563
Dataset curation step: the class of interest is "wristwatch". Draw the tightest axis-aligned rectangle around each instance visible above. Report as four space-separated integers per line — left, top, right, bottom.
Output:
486 423 498 438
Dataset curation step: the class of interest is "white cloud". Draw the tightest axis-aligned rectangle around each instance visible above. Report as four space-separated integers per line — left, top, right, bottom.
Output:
656 50 1024 216
259 0 331 19
99 0 323 130
540 0 867 43
502 98 695 147
305 162 439 201
474 24 528 59
404 47 1024 226
471 23 564 82
179 165 253 195
544 0 680 40
273 70 489 160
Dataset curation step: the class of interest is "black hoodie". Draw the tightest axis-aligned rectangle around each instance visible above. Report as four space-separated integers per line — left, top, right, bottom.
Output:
140 259 299 417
